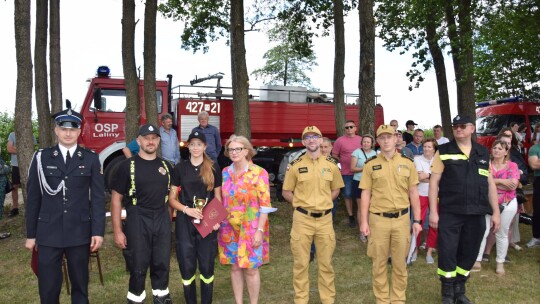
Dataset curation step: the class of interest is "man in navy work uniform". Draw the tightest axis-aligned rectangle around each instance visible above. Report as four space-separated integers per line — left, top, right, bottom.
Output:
25 107 105 304
111 124 174 304
429 114 500 304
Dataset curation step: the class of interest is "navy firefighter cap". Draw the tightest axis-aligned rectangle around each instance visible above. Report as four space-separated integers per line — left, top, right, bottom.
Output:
52 108 82 129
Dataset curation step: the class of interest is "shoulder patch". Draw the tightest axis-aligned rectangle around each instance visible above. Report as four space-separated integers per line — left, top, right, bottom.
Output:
364 155 377 165
326 156 338 165
401 154 414 162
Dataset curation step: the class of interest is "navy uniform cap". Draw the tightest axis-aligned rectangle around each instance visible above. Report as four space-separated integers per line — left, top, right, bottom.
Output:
188 131 207 144
52 108 82 129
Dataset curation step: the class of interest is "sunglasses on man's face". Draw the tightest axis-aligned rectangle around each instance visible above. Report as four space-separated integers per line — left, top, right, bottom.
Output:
344 126 355 130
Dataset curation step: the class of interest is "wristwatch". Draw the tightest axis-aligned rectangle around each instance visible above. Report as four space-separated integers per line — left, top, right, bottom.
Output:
413 219 422 225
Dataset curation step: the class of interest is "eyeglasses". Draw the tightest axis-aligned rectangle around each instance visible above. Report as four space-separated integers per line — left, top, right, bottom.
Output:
344 126 356 130
227 147 245 154
452 124 472 130
303 135 321 141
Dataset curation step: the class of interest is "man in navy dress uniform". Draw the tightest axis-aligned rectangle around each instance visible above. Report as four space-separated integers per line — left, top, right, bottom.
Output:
25 107 105 304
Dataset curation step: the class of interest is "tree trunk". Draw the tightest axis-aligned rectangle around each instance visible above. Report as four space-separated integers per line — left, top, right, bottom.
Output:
425 17 452 139
49 0 62 113
333 0 346 137
35 0 54 147
445 0 475 120
456 0 475 118
14 0 35 206
122 0 140 142
143 0 158 127
230 0 251 139
358 0 376 136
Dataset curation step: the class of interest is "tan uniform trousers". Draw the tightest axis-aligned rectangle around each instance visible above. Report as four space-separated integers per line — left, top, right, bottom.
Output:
367 212 411 304
290 210 336 304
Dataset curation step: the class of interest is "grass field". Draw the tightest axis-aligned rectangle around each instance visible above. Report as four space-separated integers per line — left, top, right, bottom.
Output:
1 194 540 304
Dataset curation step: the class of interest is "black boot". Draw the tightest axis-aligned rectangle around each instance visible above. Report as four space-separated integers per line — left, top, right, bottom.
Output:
454 277 473 304
201 281 214 304
440 277 455 304
153 294 172 304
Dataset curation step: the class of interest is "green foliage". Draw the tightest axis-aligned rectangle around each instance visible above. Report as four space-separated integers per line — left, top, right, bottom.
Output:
474 0 540 101
0 111 40 164
375 0 447 91
159 0 230 53
251 22 318 89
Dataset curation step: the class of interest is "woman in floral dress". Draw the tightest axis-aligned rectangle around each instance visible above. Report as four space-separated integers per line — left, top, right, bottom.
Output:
218 135 273 304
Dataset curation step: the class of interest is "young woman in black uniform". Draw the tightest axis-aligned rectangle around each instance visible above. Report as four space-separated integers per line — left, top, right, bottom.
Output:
169 131 222 304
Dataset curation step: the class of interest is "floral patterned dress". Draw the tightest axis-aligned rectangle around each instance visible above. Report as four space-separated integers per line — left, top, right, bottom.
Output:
218 163 271 268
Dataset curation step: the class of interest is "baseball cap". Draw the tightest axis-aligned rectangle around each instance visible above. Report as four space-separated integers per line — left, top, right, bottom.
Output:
138 124 160 137
405 120 418 126
187 131 207 144
52 108 82 129
376 125 396 137
302 126 322 138
452 114 474 125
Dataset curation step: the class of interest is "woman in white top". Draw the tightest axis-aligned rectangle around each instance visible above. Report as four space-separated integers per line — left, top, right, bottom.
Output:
412 138 438 263
351 135 377 242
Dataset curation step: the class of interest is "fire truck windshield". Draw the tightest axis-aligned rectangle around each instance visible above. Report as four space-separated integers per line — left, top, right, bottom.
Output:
476 114 525 136
90 89 163 113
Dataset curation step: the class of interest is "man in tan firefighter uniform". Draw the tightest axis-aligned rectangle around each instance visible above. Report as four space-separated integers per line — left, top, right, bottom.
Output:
359 124 422 304
429 115 500 304
282 126 344 304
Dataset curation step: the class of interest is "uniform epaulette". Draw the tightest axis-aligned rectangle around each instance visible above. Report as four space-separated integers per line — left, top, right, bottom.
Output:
401 154 414 162
81 147 96 153
364 155 377 165
289 155 304 167
326 156 338 165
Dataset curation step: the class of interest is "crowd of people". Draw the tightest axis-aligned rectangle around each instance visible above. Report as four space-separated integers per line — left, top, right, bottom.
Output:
4 108 539 304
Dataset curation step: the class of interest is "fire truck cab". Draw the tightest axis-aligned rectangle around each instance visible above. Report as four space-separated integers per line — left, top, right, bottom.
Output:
476 97 540 155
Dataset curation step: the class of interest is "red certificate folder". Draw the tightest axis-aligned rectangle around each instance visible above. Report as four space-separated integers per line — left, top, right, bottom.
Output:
31 247 39 276
192 197 228 238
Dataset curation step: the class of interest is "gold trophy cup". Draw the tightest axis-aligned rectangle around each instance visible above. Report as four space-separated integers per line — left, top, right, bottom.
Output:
193 196 208 224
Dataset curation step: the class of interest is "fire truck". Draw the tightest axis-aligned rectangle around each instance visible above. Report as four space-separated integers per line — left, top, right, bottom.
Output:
78 67 385 188
476 96 540 155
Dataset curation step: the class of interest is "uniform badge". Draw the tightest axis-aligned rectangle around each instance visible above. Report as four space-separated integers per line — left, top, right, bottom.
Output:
149 126 155 131
372 165 382 170
46 166 57 169
77 151 83 158
79 165 85 169
158 167 167 175
53 150 59 157
479 159 487 164
299 167 308 173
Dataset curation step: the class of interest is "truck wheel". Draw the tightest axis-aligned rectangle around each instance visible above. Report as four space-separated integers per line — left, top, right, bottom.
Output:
104 155 126 191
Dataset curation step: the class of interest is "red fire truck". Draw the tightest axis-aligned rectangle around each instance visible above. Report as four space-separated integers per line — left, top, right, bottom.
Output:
476 96 540 156
78 68 385 187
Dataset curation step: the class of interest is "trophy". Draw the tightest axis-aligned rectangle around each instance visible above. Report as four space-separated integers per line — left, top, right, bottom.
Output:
193 196 208 224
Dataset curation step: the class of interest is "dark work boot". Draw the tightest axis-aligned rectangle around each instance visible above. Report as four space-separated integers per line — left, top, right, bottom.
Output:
153 294 172 304
440 277 455 304
454 277 473 304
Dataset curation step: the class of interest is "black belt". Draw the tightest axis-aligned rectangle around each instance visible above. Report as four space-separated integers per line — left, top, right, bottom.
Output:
295 207 332 218
372 208 408 219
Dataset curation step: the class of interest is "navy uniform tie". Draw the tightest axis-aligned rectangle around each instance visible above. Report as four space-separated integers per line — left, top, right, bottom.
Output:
66 150 72 166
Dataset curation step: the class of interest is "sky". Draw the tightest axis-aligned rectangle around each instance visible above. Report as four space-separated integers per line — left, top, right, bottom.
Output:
0 0 458 130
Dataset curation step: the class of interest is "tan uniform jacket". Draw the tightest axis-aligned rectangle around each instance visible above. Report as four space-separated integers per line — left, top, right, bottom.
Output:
359 151 419 213
283 154 344 211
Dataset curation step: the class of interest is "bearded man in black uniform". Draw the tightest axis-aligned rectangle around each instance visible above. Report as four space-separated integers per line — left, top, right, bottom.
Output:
25 107 105 304
111 124 174 304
